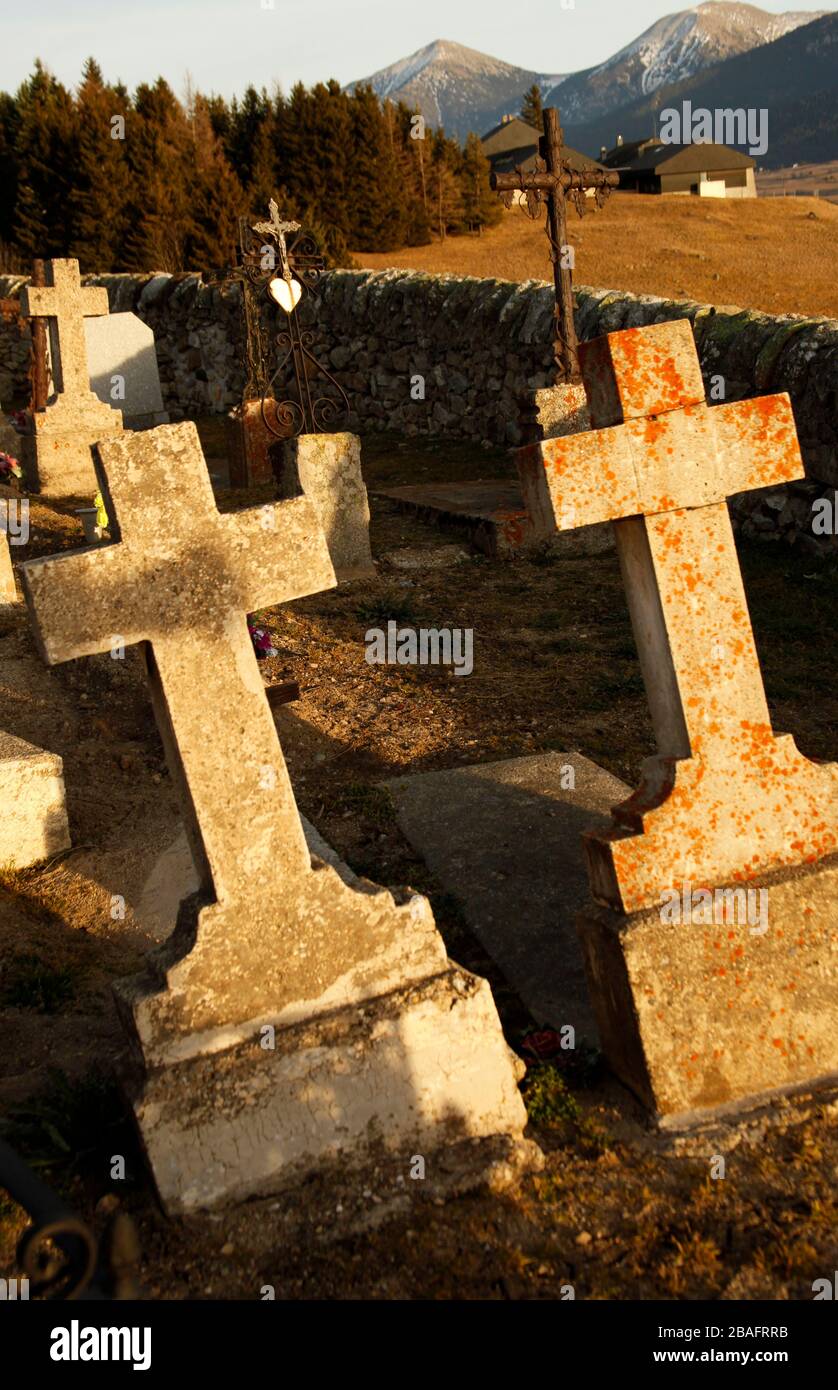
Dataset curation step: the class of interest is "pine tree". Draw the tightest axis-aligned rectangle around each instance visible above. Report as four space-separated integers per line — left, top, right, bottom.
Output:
225 85 270 186
185 95 246 270
429 130 464 241
12 62 78 260
69 58 133 271
520 84 543 131
393 102 431 247
246 114 280 219
459 132 503 235
123 79 193 271
347 86 407 252
0 92 21 254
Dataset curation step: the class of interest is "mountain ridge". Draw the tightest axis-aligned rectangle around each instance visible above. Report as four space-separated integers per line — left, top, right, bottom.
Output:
562 12 838 167
346 4 825 141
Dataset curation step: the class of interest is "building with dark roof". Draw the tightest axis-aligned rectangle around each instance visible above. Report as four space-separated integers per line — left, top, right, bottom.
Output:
599 137 756 197
481 115 608 178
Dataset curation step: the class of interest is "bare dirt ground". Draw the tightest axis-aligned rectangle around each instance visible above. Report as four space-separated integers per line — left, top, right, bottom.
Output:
354 194 838 320
1 429 836 1300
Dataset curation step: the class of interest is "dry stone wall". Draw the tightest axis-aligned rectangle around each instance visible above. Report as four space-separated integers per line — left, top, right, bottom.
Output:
0 267 836 553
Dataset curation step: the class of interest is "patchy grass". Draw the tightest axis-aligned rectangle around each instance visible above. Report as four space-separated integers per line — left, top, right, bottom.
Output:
0 952 76 1013
0 1067 132 1176
354 588 421 626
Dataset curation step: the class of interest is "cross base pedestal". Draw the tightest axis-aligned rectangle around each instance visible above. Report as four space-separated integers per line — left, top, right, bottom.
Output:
120 966 534 1214
22 418 123 496
577 853 838 1127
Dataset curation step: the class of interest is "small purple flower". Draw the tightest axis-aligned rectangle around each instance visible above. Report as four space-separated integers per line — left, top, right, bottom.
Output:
247 617 278 660
0 451 22 480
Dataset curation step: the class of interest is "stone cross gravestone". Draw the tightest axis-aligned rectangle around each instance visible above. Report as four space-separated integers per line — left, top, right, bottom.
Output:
84 312 169 429
20 259 122 496
518 318 838 1122
21 421 529 1211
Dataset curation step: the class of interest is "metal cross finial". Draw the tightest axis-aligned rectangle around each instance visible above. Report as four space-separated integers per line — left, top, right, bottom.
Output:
253 199 301 279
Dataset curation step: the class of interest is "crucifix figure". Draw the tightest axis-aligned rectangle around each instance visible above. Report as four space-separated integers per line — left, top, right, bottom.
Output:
491 107 619 384
21 259 119 430
518 318 837 913
252 198 301 299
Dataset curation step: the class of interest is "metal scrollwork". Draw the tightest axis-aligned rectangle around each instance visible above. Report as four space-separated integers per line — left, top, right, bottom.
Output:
0 1136 140 1300
241 201 348 439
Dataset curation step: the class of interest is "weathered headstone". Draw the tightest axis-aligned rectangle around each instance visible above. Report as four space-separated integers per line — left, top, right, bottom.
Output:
84 312 169 429
22 421 530 1211
0 487 71 866
20 259 122 495
275 432 374 580
518 318 838 1123
1 730 70 868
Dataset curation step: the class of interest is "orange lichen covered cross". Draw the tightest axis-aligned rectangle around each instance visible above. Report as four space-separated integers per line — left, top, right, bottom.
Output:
518 319 837 913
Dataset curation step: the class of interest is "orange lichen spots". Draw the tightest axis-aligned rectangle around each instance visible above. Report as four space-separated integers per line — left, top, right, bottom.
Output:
543 321 838 916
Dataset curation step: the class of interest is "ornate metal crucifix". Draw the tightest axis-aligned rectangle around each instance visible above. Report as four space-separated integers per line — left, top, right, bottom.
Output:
207 200 348 440
252 200 302 312
491 107 619 384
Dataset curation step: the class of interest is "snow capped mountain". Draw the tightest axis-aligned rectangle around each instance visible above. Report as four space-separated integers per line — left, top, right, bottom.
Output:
541 3 824 123
346 6 824 142
346 39 565 141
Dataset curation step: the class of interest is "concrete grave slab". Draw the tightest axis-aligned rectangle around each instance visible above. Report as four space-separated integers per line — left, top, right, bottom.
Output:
84 312 169 429
377 380 606 559
385 752 631 1039
377 480 611 559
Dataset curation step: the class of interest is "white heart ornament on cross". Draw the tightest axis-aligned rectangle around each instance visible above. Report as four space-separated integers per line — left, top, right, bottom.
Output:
269 276 302 313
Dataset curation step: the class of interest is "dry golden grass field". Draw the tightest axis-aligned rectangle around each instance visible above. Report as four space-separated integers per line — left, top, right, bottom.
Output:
758 161 838 203
355 193 838 320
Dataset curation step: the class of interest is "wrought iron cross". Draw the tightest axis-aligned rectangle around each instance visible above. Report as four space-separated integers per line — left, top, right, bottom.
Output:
491 107 619 384
206 203 347 438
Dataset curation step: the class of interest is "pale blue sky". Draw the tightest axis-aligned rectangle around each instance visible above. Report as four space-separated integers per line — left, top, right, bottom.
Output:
1 0 834 99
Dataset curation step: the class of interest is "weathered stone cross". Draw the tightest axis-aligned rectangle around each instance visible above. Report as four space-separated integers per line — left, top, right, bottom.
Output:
21 259 118 428
20 422 533 1209
518 319 837 913
21 422 450 1074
